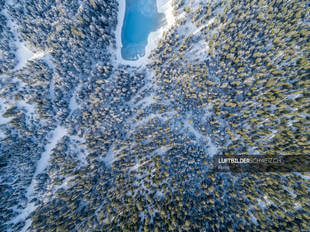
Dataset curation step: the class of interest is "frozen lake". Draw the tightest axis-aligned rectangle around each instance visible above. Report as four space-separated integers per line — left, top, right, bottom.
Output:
121 0 165 61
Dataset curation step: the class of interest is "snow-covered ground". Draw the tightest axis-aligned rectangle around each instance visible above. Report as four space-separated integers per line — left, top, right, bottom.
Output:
114 0 175 66
2 9 52 72
17 100 36 115
0 98 36 126
69 83 82 116
10 126 67 231
0 99 12 125
182 115 217 157
102 143 117 167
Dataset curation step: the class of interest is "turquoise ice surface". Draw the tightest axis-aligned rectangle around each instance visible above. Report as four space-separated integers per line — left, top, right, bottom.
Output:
121 0 165 61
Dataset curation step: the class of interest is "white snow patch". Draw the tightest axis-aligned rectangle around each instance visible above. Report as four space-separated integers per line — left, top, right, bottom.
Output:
40 53 55 70
3 9 52 71
6 0 14 5
153 145 172 155
203 103 213 118
14 46 52 71
207 138 217 157
0 99 37 125
46 176 74 199
294 203 302 210
11 126 67 230
295 173 310 180
0 100 12 124
0 130 6 140
257 198 267 209
282 186 297 198
131 111 176 128
114 0 176 66
183 118 204 140
19 217 34 232
32 126 67 176
182 114 217 156
263 195 275 207
17 100 36 115
69 93 79 113
248 211 258 225
102 144 117 167
134 95 157 107
69 84 82 116
14 43 36 70
71 135 88 166
154 190 165 198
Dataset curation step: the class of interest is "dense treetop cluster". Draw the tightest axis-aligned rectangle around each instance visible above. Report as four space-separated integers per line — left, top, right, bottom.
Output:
0 0 309 231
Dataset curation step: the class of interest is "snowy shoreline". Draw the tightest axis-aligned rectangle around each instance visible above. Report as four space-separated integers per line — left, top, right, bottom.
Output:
115 0 175 66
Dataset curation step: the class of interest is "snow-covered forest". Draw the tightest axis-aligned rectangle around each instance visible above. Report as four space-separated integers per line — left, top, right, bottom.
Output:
0 0 309 231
